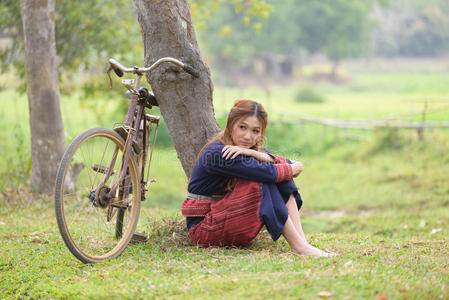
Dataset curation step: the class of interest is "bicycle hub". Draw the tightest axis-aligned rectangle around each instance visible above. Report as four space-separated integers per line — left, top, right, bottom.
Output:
97 186 112 208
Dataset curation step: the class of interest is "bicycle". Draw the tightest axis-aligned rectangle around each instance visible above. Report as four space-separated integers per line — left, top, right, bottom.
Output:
54 57 199 264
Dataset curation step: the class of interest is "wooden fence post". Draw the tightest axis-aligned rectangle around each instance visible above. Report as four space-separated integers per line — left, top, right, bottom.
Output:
417 100 428 140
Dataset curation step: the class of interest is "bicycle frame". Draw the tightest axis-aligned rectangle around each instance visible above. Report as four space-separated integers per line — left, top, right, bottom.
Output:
94 74 158 208
93 57 198 207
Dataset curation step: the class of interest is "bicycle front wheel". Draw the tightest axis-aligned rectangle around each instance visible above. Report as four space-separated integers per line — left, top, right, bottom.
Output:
55 127 141 263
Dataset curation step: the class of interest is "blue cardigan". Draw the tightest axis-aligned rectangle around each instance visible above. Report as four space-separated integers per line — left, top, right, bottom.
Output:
186 142 302 241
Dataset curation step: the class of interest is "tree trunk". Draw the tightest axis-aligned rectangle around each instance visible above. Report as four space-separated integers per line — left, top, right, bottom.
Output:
330 60 339 81
134 0 220 178
21 0 66 194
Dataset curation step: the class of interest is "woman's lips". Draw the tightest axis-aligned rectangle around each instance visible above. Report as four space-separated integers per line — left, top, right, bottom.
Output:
240 142 251 147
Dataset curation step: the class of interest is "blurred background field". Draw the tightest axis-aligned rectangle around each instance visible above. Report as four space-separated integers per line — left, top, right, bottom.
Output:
1 59 448 214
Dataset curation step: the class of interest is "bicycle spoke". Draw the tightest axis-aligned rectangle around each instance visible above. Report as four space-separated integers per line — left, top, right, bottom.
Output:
65 193 89 228
93 139 109 189
78 146 94 190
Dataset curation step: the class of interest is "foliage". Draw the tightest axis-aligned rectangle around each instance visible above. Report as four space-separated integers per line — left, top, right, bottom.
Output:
373 0 449 57
0 0 272 78
294 86 326 104
295 0 373 63
0 0 142 81
190 0 273 32
196 0 274 69
199 0 374 76
199 0 296 68
55 0 141 70
0 0 22 71
394 8 449 56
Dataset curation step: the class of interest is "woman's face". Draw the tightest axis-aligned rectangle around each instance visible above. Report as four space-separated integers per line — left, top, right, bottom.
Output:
231 115 262 148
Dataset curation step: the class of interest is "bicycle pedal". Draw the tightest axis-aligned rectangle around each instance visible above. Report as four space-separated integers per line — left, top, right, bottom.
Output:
130 232 148 244
92 164 116 175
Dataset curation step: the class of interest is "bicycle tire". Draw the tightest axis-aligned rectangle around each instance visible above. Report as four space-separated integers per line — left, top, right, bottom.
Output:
55 127 141 264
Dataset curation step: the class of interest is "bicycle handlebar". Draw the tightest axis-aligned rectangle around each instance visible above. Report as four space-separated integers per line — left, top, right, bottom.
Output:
108 57 200 78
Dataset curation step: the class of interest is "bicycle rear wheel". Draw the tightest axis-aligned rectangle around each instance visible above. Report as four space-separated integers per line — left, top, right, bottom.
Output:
55 127 140 263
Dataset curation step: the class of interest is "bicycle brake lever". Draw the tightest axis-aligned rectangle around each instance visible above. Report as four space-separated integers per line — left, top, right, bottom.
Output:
106 66 114 88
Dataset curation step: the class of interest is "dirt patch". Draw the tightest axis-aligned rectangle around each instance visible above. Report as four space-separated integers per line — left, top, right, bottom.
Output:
0 186 48 210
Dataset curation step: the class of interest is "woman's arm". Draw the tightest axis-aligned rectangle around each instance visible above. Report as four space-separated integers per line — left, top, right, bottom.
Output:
221 144 303 177
221 146 303 174
222 145 274 163
202 143 301 183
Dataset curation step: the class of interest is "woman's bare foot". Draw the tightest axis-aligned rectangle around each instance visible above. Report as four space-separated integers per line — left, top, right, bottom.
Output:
282 216 337 257
292 244 336 257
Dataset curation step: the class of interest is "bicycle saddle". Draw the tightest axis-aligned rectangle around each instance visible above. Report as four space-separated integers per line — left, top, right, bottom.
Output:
126 88 159 107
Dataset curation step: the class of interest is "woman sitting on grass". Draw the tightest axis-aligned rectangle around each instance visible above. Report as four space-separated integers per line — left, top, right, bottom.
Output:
182 99 332 257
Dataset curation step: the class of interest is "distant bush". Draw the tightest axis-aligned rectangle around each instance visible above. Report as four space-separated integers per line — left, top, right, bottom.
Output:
358 128 411 159
294 87 325 103
370 128 408 152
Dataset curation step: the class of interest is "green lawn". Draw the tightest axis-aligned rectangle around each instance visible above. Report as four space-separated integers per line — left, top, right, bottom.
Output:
0 68 449 298
213 71 449 120
1 134 448 299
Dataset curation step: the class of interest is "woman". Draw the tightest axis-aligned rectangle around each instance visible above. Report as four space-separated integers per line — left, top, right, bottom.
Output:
182 99 332 257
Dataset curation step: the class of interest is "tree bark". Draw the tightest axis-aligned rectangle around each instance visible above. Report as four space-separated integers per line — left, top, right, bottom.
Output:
134 0 220 178
21 0 66 194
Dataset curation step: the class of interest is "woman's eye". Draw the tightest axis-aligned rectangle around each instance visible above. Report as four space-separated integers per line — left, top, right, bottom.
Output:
253 130 260 134
239 125 246 129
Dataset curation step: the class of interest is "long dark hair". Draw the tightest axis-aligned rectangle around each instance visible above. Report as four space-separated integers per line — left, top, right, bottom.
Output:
197 99 268 191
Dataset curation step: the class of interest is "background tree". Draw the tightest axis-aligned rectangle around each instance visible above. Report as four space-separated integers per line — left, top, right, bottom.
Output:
134 0 221 177
373 0 449 57
20 0 66 194
1 0 141 194
198 0 373 80
198 1 273 60
132 0 272 176
1 0 140 82
272 0 372 78
1 0 273 184
318 0 372 78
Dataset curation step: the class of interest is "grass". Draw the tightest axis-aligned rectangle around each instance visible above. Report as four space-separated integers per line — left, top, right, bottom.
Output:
213 70 449 122
1 65 449 298
1 133 448 299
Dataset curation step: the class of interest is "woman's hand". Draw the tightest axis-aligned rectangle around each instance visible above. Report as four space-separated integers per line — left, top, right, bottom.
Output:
222 145 252 160
222 145 276 162
290 161 304 177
